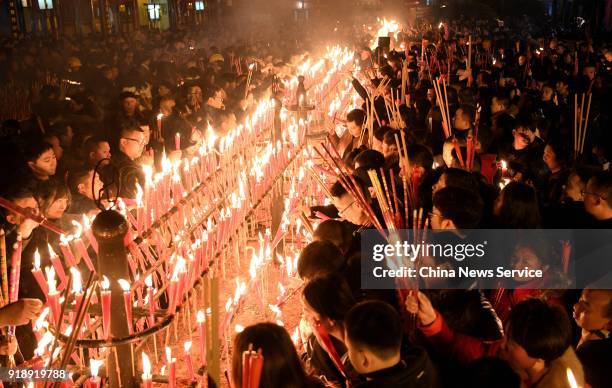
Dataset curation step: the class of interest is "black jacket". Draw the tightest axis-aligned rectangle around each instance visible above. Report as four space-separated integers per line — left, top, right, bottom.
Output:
354 347 438 388
103 151 145 199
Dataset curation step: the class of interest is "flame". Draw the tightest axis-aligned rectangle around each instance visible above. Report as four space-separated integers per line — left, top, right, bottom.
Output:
34 249 41 269
566 368 578 388
101 275 110 290
184 341 192 353
90 358 103 378
135 183 143 206
142 165 154 186
70 267 82 294
197 310 205 323
291 327 300 344
235 324 245 333
70 220 83 239
278 283 286 296
269 304 282 317
144 274 153 288
48 243 58 258
45 266 56 294
225 297 233 312
34 307 50 331
157 113 164 120
501 160 507 170
165 346 172 363
141 352 152 378
117 279 130 292
35 331 55 356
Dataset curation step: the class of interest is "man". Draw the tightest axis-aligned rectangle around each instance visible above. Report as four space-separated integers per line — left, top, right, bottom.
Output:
330 176 372 227
452 104 474 137
345 301 437 387
84 137 112 169
24 140 57 183
67 169 104 216
583 171 612 226
573 288 612 388
104 124 146 199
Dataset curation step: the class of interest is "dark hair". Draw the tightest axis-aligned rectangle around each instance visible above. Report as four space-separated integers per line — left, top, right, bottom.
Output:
544 139 570 170
441 168 479 192
232 323 321 388
303 273 355 322
36 178 72 217
297 241 345 280
330 175 368 200
493 92 510 109
23 139 53 162
313 220 355 254
497 182 541 228
67 169 93 194
433 187 483 229
374 125 391 142
345 301 402 360
383 129 401 146
346 109 366 126
506 299 572 363
457 104 475 125
588 171 612 208
461 358 520 388
84 136 109 156
354 149 385 170
408 144 434 171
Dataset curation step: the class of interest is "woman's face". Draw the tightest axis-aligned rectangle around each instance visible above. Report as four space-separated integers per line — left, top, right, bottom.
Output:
46 197 69 220
511 246 545 282
543 145 559 172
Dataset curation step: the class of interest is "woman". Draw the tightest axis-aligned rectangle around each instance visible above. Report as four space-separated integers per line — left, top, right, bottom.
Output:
232 323 323 388
36 178 71 222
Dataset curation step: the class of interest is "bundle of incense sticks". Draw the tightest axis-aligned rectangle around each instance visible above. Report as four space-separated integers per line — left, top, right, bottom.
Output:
401 60 408 104
432 77 452 139
573 93 592 158
367 169 398 231
313 142 385 234
241 344 264 388
393 132 416 228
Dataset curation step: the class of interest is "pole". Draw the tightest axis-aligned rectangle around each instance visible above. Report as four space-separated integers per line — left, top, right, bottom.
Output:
271 92 284 256
92 210 137 387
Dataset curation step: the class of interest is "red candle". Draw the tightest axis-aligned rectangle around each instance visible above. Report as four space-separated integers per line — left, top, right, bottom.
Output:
82 215 98 254
175 132 181 151
31 249 48 295
157 113 164 137
118 279 133 335
86 358 103 388
141 352 153 388
70 267 84 322
145 275 156 325
101 276 111 339
48 244 68 290
59 235 77 267
249 349 264 388
197 310 207 366
45 266 61 327
184 341 196 381
166 347 176 388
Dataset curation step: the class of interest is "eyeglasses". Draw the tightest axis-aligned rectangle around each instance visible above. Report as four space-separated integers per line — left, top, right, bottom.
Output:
122 137 145 146
338 201 356 215
428 211 443 219
581 190 607 200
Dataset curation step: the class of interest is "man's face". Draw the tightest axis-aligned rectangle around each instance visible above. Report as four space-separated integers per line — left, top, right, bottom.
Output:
120 131 145 160
512 127 532 150
583 180 609 219
8 197 39 226
453 109 469 130
429 205 446 230
583 66 596 81
30 149 57 178
333 194 365 225
188 86 203 106
432 173 447 195
122 97 138 115
511 246 544 282
346 121 362 138
90 141 111 165
382 142 396 158
491 97 504 114
160 99 176 116
565 173 583 201
80 170 104 200
573 289 612 332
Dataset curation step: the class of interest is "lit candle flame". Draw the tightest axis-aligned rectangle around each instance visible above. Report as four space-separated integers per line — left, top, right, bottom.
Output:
70 267 82 294
197 310 205 323
566 368 579 388
141 352 152 378
165 346 172 363
70 220 83 239
184 341 192 353
235 324 245 333
144 274 153 288
101 275 110 290
48 243 58 258
90 358 103 378
117 279 130 292
45 266 56 294
34 307 49 331
34 249 41 269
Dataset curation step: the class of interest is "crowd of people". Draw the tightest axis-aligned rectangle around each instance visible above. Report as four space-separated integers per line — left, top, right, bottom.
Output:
0 10 611 388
